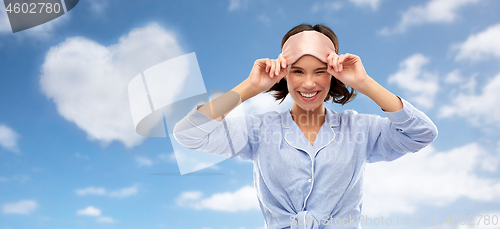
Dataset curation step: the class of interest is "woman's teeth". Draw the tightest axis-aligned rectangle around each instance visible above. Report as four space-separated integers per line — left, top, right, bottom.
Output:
299 91 318 98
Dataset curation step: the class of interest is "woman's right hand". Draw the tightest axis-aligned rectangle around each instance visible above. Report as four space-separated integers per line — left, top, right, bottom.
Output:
246 55 288 94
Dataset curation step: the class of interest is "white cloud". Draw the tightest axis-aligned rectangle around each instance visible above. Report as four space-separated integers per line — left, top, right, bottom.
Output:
97 216 116 223
0 124 20 153
444 69 465 84
135 156 153 167
439 72 500 128
176 191 203 203
380 0 482 35
108 186 138 198
228 0 241 11
0 174 30 183
364 143 500 216
257 15 271 25
14 174 30 182
77 206 101 216
75 185 138 198
75 152 90 160
454 23 500 61
76 206 116 223
176 186 260 212
349 0 381 10
2 200 38 215
388 53 439 109
157 153 176 162
228 0 250 11
311 1 343 13
87 0 109 14
75 187 107 196
39 23 184 148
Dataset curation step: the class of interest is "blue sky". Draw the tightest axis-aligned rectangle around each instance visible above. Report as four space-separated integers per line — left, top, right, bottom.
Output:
1 0 500 228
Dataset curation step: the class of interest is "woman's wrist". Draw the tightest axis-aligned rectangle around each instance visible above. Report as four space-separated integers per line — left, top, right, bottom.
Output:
231 80 260 103
352 75 375 95
356 76 403 112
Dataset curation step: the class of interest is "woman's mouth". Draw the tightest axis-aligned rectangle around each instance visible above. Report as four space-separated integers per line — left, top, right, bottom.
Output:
298 91 320 101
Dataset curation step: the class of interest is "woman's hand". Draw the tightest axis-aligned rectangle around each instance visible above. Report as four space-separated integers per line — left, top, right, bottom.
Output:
246 54 288 94
327 52 403 111
327 52 371 93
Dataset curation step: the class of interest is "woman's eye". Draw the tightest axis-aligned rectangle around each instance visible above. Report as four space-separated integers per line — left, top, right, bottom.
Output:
293 70 304 74
316 71 326 74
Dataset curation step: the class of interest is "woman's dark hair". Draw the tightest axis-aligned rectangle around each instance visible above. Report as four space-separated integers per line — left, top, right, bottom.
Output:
266 23 357 105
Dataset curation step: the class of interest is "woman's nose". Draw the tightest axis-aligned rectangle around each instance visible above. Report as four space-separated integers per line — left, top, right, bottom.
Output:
302 74 316 89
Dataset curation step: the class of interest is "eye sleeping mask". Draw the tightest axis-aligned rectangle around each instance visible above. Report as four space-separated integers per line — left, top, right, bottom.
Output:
280 30 336 65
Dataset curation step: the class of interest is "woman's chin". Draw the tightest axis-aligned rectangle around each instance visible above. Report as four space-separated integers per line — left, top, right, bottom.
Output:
295 103 323 112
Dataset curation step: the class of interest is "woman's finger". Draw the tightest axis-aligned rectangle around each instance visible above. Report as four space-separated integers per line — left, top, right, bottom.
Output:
280 55 287 69
345 53 357 64
275 59 282 76
327 52 335 70
265 58 271 73
269 59 276 78
327 52 335 68
327 55 332 70
339 54 346 72
331 54 339 72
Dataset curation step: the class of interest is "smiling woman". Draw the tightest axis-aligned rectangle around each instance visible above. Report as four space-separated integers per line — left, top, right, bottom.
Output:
173 23 438 229
267 24 355 107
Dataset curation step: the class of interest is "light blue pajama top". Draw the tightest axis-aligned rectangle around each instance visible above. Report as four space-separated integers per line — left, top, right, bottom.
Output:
173 97 437 229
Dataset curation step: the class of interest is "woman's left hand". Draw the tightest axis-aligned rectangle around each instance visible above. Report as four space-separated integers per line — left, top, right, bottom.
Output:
327 52 370 91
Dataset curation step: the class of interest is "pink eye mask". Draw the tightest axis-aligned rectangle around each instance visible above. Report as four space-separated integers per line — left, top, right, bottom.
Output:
281 30 336 65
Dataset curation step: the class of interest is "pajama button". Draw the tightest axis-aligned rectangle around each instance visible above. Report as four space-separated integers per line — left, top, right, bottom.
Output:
308 178 312 182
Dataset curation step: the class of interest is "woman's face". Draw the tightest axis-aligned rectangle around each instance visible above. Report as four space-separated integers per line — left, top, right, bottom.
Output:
286 54 331 111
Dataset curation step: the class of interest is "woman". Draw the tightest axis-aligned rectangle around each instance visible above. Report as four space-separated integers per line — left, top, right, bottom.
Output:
173 24 438 229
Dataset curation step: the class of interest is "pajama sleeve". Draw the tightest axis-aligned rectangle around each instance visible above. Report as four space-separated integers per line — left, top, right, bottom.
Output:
364 97 438 163
173 104 255 161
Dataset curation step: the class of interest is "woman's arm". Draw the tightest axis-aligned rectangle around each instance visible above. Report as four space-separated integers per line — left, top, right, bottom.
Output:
356 77 403 112
173 56 288 160
364 97 438 162
327 53 403 112
195 80 256 122
326 52 437 161
197 56 289 120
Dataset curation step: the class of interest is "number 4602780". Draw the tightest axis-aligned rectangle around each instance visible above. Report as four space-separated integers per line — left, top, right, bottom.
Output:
5 2 61 14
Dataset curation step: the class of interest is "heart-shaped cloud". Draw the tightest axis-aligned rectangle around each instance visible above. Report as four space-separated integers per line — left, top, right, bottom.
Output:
39 22 184 148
